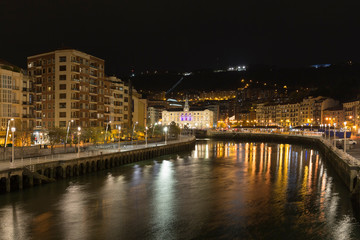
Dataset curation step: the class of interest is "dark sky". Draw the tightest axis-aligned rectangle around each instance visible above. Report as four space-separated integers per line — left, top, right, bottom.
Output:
1 0 360 75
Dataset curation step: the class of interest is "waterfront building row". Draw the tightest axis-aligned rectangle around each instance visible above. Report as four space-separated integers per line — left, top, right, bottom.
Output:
255 96 339 127
0 49 147 145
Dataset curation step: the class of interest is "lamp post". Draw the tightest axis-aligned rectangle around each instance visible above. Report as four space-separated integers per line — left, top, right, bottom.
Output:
77 126 81 155
152 123 157 137
118 125 121 151
65 119 74 149
344 122 347 153
132 122 138 146
164 126 168 145
333 123 337 147
145 126 148 147
5 118 14 148
10 127 15 163
104 120 111 144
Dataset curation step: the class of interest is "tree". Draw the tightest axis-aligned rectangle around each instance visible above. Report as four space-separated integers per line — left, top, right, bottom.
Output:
169 121 180 138
47 127 66 154
82 127 104 145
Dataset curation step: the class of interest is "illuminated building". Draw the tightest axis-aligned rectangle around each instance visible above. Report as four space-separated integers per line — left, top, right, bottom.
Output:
162 98 214 128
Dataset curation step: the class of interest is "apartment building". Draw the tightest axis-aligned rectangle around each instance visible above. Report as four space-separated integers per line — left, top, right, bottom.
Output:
0 60 35 144
132 89 147 127
343 100 360 133
27 49 106 129
322 107 345 127
107 76 130 129
256 96 339 127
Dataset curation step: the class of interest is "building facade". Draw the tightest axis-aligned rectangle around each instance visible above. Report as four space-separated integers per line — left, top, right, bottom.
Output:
162 99 214 128
0 61 35 144
255 96 339 127
28 49 107 129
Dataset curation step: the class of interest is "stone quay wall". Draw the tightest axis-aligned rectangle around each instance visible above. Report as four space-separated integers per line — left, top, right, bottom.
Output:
0 137 196 193
208 131 360 193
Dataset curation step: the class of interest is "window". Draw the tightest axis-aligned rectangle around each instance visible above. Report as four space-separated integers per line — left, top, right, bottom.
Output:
59 121 66 127
59 93 66 99
59 75 66 80
59 65 66 71
59 56 66 62
59 102 66 108
59 112 66 118
59 84 66 90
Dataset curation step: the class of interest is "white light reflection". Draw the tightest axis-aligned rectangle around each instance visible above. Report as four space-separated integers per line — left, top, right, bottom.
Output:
0 204 31 240
59 184 90 240
153 160 175 239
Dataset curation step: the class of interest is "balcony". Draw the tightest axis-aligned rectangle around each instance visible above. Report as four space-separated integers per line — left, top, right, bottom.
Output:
71 96 80 100
11 113 20 117
22 101 33 105
72 87 80 91
22 114 35 118
71 106 81 109
12 100 20 104
12 86 20 90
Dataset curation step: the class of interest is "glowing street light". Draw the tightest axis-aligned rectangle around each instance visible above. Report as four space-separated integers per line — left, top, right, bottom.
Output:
152 122 158 137
164 126 168 145
11 127 15 163
132 122 138 146
77 126 81 155
65 119 74 148
118 125 121 151
344 122 347 153
5 118 14 150
145 126 148 147
333 123 337 147
104 120 111 143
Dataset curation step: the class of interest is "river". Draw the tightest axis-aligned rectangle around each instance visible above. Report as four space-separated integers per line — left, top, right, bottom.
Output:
0 140 359 239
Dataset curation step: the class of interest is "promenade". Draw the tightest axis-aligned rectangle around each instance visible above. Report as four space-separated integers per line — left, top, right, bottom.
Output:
0 136 194 172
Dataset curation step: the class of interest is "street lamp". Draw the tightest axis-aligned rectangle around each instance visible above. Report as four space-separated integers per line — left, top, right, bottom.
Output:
333 123 337 147
104 120 111 144
5 118 14 148
344 122 347 153
118 125 121 151
145 126 148 147
77 126 81 155
11 127 15 163
65 119 74 148
164 126 168 145
152 123 157 137
132 122 138 146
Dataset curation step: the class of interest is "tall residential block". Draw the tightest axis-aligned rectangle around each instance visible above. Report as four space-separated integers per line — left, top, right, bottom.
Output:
0 60 35 144
27 49 106 128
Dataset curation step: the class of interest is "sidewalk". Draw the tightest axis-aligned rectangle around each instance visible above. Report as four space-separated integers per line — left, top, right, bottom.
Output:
0 136 194 172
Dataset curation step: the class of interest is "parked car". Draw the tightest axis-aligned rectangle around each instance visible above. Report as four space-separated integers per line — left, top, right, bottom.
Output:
348 139 357 145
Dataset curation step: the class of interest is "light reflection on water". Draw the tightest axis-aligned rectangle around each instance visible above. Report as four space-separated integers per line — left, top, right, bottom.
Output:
0 140 359 239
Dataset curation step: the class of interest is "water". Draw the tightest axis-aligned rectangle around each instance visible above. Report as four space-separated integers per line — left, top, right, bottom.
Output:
0 140 360 240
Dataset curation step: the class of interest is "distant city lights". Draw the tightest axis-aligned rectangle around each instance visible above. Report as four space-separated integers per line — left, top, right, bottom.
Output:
227 65 247 72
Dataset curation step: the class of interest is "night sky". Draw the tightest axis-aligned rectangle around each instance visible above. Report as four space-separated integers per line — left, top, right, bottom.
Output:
1 0 360 75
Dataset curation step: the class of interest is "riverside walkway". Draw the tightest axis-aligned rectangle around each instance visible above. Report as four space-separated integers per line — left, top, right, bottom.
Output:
0 136 194 172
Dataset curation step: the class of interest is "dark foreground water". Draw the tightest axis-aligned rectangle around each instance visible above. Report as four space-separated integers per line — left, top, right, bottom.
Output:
0 140 360 240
